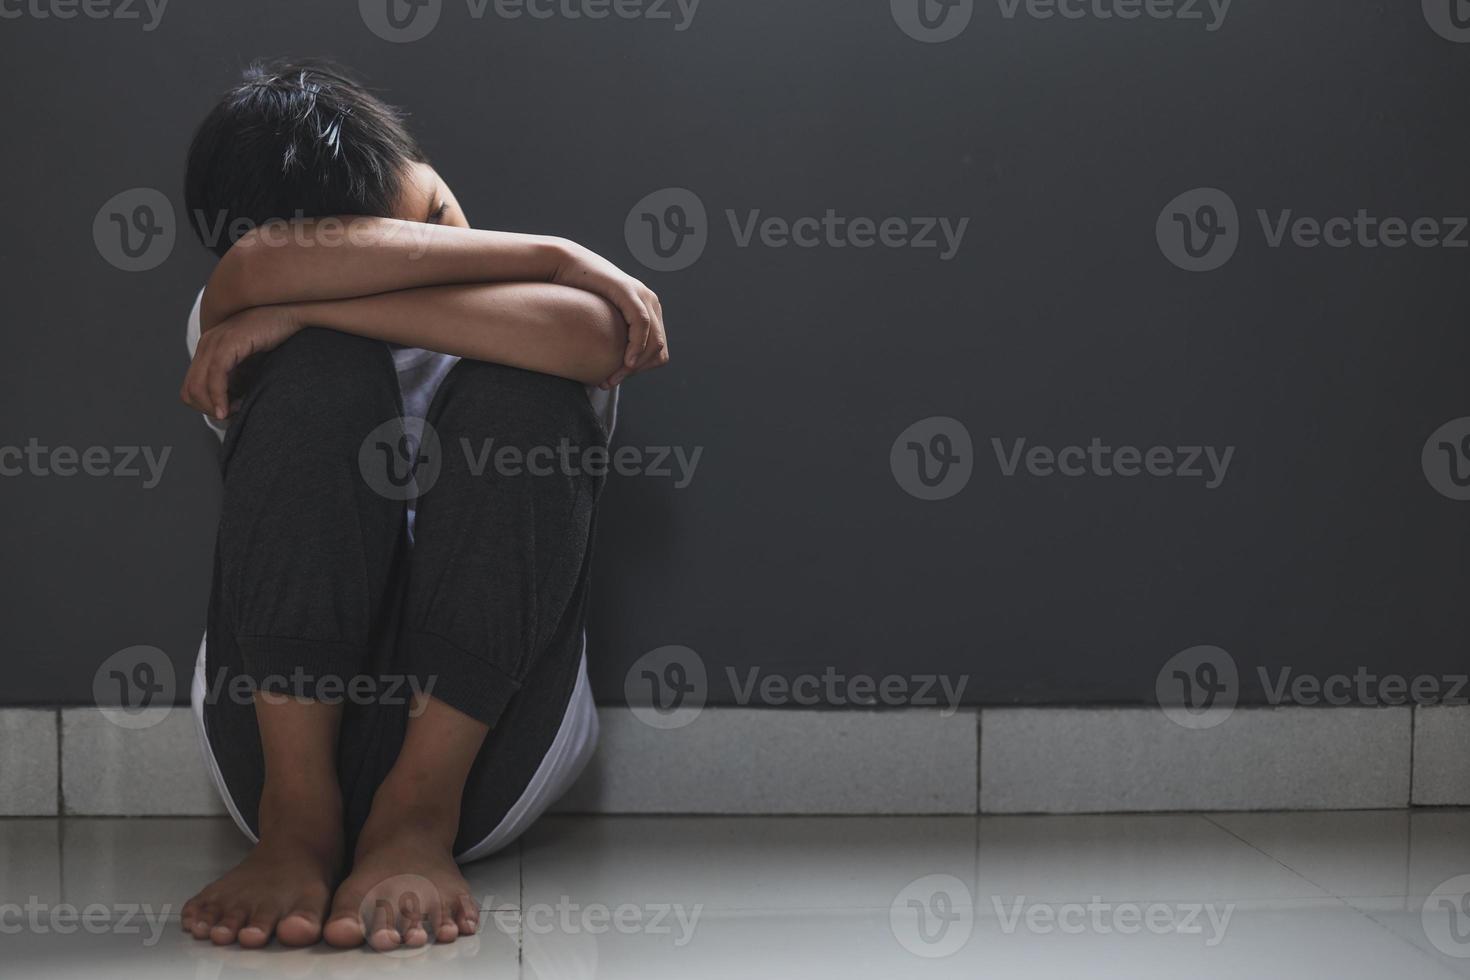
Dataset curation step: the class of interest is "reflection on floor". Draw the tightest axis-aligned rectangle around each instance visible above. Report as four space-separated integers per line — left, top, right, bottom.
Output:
3 810 1470 978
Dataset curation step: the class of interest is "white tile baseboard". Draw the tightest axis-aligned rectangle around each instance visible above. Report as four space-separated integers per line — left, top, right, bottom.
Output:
60 708 226 816
0 704 1445 816
1411 705 1470 806
981 706 1412 813
0 709 59 816
555 707 980 815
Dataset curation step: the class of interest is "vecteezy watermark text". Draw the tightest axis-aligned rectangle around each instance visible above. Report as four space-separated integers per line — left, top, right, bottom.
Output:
0 440 170 488
93 645 439 731
623 646 969 729
727 666 969 714
624 188 969 272
726 210 968 261
96 193 445 273
461 438 701 488
359 417 701 500
1158 187 1469 272
0 0 168 30
200 668 438 713
1258 667 1469 707
508 897 703 945
1156 645 1470 729
189 211 439 259
359 0 701 43
0 900 172 946
891 0 1230 44
892 419 1236 500
992 437 1234 490
992 896 1234 945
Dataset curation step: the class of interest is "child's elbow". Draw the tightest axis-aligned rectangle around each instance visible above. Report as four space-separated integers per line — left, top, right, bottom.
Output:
566 292 627 385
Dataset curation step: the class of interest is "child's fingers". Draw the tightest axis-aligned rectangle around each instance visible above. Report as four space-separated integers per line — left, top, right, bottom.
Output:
206 356 231 420
180 362 210 416
637 338 669 374
636 304 666 370
631 288 665 373
622 296 653 368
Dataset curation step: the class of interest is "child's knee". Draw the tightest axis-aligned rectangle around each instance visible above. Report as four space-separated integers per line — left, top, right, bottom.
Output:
257 329 396 415
225 328 400 460
433 360 602 449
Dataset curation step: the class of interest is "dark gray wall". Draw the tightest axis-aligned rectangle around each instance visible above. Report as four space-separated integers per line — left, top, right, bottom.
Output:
2 0 1466 708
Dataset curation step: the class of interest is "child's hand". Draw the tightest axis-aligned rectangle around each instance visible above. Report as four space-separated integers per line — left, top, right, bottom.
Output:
180 305 301 421
549 240 668 388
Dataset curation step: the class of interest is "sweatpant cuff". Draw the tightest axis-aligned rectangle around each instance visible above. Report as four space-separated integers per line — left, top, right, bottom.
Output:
400 629 521 727
235 635 368 701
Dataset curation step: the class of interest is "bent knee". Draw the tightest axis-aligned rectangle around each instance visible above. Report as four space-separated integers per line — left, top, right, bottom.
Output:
431 360 603 447
224 329 400 460
249 329 396 418
257 328 396 397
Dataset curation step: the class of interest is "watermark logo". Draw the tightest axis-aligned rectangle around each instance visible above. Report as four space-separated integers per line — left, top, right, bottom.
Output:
488 0 700 28
993 437 1233 489
894 0 1229 40
625 188 708 272
1161 188 1468 271
0 0 169 30
461 437 701 487
625 655 969 728
94 188 174 272
893 424 1233 498
201 668 437 713
357 874 441 957
994 0 1230 29
625 187 969 272
93 645 176 730
1156 645 1238 729
0 440 171 488
359 418 702 499
728 667 968 714
360 0 442 42
362 0 698 41
359 417 443 501
514 897 702 944
1423 417 1470 501
188 212 438 260
891 417 974 500
891 0 974 42
624 645 707 729
0 900 172 945
1424 875 1470 957
993 896 1233 944
1161 658 1469 712
727 210 968 260
1424 0 1470 42
1258 667 1468 707
890 875 974 958
1157 187 1239 272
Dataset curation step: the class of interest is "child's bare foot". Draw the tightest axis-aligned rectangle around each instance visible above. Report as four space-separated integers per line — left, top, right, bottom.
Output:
324 780 479 951
181 787 343 948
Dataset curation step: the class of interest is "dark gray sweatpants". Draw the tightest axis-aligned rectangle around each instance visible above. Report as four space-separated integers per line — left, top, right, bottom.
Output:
196 328 605 858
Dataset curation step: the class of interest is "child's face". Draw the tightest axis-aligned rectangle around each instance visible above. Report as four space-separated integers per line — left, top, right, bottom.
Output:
392 162 469 229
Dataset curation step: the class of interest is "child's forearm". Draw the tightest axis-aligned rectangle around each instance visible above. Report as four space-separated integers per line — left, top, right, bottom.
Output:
289 282 627 386
201 218 567 329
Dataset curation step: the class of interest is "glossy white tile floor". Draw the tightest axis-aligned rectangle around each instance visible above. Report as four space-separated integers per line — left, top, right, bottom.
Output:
4 811 1470 978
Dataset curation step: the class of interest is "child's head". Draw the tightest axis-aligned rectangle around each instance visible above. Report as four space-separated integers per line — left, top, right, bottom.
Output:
185 59 447 257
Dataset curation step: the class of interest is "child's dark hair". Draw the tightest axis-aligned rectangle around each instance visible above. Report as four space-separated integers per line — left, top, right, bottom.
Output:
184 58 426 257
